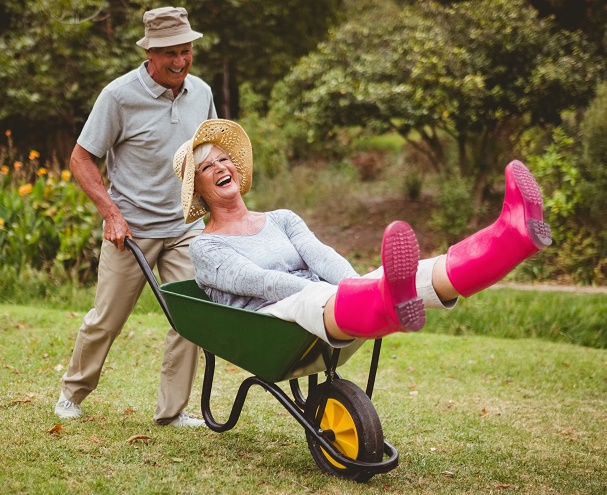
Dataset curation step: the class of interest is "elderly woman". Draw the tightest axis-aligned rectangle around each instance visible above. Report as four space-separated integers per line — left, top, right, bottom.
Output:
173 120 551 346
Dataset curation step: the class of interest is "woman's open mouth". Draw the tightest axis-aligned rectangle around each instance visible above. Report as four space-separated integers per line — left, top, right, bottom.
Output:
216 176 232 187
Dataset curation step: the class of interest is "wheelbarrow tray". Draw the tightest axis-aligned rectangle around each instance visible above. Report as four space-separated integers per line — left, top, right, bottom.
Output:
160 279 363 382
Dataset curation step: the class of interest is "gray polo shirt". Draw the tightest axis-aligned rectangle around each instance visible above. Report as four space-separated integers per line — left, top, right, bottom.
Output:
78 62 216 237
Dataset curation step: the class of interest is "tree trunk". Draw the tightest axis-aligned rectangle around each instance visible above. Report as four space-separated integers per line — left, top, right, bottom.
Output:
221 59 231 119
417 126 447 173
471 168 490 227
457 133 468 177
469 127 497 226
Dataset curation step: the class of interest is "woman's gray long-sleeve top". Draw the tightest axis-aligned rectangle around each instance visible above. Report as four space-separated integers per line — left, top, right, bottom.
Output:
189 209 359 311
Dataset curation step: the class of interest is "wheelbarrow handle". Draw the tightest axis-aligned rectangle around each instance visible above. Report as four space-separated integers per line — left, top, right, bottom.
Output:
124 237 176 329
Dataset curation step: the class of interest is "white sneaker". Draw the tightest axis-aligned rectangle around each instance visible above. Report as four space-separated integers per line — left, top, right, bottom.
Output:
54 391 82 419
168 412 206 428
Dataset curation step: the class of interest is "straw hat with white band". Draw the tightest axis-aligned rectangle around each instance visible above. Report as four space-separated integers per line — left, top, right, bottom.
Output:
173 119 253 223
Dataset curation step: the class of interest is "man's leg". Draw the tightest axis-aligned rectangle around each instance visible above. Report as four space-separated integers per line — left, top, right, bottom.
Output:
153 230 201 425
60 239 160 406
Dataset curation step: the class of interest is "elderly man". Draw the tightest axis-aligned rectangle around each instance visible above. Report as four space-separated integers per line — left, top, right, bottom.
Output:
55 6 217 427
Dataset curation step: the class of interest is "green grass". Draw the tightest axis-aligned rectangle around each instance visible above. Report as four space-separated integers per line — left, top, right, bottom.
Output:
3 279 605 348
425 288 607 349
1 291 606 494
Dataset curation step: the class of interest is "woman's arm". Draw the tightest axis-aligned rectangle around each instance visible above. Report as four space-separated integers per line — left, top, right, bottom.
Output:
278 210 359 284
190 236 312 302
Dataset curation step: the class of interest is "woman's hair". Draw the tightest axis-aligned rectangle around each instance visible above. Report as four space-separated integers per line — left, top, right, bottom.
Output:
193 143 214 167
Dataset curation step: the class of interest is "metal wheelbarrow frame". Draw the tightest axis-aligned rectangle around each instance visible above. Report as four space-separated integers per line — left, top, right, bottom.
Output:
126 238 399 482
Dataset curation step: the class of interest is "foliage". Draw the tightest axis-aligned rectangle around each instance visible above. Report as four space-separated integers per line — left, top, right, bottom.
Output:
528 0 607 53
0 0 142 160
0 130 102 285
425 287 607 349
579 81 607 223
0 0 342 158
236 83 288 186
402 167 423 201
429 175 476 246
269 0 605 206
189 0 344 118
527 120 607 285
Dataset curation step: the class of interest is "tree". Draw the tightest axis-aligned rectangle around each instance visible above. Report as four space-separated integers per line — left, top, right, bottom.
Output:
0 0 142 162
0 0 343 159
189 0 344 119
528 0 607 54
269 0 605 206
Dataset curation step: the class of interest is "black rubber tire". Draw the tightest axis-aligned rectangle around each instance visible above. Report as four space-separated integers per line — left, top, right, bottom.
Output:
304 379 384 482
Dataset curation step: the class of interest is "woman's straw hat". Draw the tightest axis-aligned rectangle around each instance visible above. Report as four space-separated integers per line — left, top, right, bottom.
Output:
173 119 253 223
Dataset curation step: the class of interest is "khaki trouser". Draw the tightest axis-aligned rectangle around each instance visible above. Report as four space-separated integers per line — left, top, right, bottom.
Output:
61 231 201 424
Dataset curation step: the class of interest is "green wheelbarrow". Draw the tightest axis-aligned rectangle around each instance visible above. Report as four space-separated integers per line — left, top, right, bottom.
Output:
126 238 399 482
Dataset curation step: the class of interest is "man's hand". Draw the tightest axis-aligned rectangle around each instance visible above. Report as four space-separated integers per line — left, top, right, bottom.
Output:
103 210 133 251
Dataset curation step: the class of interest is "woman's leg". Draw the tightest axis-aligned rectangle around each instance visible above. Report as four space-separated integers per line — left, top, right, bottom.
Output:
263 222 425 343
329 160 552 337
323 296 347 340
430 255 459 301
325 256 456 340
439 160 551 299
332 221 426 339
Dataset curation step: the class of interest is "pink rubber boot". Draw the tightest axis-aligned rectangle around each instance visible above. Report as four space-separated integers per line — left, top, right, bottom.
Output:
334 221 426 339
445 160 552 297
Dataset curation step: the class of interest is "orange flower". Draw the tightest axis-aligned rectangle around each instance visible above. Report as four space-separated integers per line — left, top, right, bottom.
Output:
14 161 23 170
18 184 33 196
1 166 8 175
29 150 40 160
5 130 11 137
61 170 71 182
0 217 4 228
37 167 48 177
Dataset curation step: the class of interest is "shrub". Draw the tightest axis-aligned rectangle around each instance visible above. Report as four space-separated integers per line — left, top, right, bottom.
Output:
528 121 607 285
429 174 475 246
238 83 288 184
403 167 423 201
0 131 101 287
580 82 607 223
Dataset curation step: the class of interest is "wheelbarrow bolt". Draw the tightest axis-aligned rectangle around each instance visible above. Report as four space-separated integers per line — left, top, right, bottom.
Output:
319 428 336 442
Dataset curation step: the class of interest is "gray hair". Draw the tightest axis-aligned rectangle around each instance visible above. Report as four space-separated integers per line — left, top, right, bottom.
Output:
193 143 214 167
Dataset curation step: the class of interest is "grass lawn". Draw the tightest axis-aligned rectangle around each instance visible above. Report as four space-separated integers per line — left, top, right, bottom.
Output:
0 293 606 494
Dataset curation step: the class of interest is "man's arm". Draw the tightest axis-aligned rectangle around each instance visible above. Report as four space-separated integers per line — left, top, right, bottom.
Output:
70 143 132 251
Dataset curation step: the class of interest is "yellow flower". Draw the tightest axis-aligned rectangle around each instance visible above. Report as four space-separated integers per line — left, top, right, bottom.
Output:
61 170 71 182
0 217 4 228
14 161 23 170
1 166 8 175
37 167 47 177
18 184 33 196
29 150 40 160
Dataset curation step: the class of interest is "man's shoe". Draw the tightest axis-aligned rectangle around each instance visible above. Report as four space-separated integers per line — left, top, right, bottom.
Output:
168 412 207 428
54 391 82 419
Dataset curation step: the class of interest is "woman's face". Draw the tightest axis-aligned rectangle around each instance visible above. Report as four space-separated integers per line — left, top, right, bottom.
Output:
194 145 240 208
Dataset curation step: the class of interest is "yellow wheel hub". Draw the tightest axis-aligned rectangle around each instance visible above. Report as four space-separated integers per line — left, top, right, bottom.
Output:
318 398 359 468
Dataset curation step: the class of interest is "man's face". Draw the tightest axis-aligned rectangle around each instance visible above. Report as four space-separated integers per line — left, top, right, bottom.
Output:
146 42 193 92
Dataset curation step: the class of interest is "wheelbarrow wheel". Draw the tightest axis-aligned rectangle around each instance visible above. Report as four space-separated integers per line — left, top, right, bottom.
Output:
304 379 384 482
